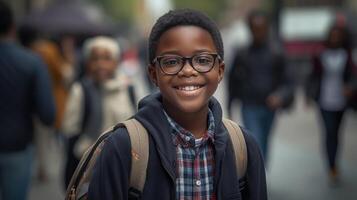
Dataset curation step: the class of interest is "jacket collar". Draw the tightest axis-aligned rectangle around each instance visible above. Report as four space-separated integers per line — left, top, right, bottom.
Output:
134 92 229 182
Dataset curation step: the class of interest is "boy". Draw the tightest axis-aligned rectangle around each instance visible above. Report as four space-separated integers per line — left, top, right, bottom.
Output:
88 9 266 200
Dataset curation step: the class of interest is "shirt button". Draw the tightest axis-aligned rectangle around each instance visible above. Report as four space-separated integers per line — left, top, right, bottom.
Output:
185 136 190 141
195 180 201 186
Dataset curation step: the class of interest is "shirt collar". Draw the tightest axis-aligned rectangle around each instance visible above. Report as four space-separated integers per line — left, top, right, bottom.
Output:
164 109 215 148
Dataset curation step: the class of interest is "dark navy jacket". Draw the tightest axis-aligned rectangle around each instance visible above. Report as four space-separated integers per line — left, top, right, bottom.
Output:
88 93 267 200
0 41 55 152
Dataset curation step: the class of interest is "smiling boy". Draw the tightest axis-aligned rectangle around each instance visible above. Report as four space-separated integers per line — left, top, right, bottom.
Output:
88 9 266 200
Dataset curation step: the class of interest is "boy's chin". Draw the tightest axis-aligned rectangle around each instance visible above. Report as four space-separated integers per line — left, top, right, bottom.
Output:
162 96 209 115
176 101 209 114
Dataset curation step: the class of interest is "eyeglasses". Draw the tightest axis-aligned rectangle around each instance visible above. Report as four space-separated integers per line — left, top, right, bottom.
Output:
152 53 221 75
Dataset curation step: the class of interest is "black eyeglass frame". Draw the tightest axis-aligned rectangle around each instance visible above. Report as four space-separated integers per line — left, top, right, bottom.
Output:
151 53 222 75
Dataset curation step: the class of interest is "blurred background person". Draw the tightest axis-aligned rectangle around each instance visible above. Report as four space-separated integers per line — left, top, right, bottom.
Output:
0 1 55 200
31 40 74 132
31 40 73 182
18 25 74 182
305 24 357 184
227 10 294 161
61 36 136 189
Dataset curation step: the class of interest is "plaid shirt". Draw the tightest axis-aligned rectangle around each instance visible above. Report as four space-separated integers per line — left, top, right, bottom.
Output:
164 110 216 200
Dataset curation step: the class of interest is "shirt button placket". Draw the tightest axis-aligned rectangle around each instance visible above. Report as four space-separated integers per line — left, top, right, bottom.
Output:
185 136 190 141
195 179 201 187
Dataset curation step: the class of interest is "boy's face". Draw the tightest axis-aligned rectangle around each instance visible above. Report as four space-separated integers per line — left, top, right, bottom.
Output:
149 25 225 114
87 47 118 83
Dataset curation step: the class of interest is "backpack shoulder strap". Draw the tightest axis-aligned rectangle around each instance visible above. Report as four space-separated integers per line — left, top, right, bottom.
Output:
66 125 115 200
222 118 247 179
121 118 149 193
65 119 149 200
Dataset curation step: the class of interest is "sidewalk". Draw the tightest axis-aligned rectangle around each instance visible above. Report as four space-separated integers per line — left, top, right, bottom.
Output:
266 93 357 200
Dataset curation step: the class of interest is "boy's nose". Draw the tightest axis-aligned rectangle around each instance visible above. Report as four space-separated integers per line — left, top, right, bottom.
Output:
179 60 198 77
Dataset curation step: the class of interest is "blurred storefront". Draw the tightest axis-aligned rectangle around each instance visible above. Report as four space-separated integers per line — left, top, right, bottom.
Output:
273 0 357 85
282 0 357 57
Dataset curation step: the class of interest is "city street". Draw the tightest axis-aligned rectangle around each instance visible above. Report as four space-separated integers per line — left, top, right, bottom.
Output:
29 79 357 200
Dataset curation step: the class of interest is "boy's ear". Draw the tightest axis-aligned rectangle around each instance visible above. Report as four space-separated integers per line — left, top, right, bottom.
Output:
147 64 158 86
218 61 225 82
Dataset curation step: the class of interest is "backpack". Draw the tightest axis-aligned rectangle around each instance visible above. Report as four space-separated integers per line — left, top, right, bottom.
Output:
65 118 247 200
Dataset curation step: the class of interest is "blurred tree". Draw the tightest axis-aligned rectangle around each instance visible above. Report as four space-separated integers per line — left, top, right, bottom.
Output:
173 0 228 21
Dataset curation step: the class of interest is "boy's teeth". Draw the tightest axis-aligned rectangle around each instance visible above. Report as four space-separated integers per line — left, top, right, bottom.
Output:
178 86 200 91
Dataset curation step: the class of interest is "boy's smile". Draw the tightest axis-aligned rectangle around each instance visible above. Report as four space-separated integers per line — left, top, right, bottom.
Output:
173 79 205 97
149 25 224 116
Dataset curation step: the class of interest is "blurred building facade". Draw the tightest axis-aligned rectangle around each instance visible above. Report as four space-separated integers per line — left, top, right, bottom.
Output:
284 0 344 7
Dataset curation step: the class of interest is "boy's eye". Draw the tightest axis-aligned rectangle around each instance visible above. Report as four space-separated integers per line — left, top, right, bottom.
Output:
161 57 181 67
194 55 214 66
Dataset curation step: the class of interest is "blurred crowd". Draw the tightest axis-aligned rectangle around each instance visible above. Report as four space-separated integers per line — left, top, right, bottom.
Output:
227 10 357 183
0 1 357 200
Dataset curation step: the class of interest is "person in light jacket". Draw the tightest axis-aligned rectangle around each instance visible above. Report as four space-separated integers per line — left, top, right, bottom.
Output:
61 36 136 188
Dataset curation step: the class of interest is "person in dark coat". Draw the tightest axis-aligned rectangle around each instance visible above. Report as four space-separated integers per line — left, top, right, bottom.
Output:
227 10 294 161
88 9 267 200
0 1 55 200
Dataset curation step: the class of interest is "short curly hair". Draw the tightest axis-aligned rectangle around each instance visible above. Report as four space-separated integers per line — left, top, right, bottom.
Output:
148 9 224 64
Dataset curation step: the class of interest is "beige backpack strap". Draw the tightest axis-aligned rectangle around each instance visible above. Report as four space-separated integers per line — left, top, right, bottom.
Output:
66 125 116 200
222 118 247 179
121 118 149 193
